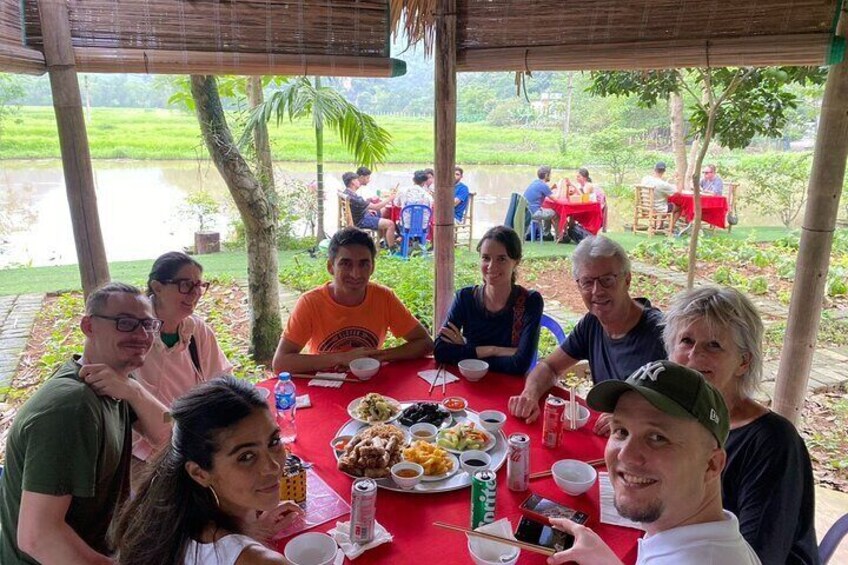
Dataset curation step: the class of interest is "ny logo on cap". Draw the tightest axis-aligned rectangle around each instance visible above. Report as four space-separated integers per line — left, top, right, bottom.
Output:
710 408 720 424
632 361 666 382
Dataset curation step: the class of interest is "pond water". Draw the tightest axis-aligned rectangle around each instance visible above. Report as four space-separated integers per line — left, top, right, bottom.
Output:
0 159 779 268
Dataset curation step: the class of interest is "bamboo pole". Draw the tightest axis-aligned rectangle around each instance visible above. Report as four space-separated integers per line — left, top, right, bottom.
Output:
774 17 848 425
433 0 457 333
73 48 406 78
36 0 109 297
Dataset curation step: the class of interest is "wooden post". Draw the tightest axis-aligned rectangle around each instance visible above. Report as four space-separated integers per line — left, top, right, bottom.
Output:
774 16 848 425
37 0 109 296
433 0 457 333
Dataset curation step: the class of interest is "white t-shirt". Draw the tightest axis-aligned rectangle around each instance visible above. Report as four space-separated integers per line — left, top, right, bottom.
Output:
639 175 676 213
183 534 263 565
637 511 761 564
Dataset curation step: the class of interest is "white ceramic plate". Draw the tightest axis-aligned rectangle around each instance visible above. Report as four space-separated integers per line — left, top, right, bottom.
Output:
346 395 402 425
436 426 496 454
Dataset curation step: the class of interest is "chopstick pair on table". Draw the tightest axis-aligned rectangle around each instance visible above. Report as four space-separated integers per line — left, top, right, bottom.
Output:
427 364 448 395
433 521 556 557
528 458 606 480
289 373 360 383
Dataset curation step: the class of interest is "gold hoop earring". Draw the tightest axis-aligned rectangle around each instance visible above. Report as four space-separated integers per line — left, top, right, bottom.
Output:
209 486 220 508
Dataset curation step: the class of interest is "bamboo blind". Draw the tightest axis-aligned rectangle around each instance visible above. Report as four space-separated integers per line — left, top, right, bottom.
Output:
1 0 23 47
0 0 43 73
23 0 391 57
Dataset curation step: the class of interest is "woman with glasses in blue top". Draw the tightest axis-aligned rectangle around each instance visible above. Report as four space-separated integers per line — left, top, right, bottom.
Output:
131 252 233 486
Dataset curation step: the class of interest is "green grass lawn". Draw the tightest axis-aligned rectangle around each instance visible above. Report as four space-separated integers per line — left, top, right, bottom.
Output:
0 227 790 296
1 107 589 166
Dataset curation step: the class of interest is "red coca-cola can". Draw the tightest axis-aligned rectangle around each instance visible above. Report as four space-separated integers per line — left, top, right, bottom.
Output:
507 433 530 491
542 395 566 448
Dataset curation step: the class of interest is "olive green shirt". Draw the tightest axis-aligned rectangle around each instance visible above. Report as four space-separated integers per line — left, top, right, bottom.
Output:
0 357 134 564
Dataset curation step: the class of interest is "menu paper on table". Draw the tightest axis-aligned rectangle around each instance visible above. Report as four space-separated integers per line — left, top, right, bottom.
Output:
273 469 351 540
598 472 646 531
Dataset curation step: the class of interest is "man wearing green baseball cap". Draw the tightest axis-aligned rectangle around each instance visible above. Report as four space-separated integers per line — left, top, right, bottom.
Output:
547 361 760 564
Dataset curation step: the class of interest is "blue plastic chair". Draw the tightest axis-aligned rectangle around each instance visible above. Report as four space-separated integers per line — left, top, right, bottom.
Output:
531 313 566 368
398 204 432 259
820 513 848 564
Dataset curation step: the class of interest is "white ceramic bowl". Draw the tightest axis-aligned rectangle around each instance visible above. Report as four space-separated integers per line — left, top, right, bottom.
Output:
409 422 438 442
477 410 506 434
467 539 520 565
458 359 489 381
552 459 598 496
284 532 338 565
391 462 424 490
330 435 352 453
562 404 590 430
349 357 380 380
460 450 492 474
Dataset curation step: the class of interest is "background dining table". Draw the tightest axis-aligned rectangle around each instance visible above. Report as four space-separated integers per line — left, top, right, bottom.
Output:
259 358 641 564
668 192 729 229
541 198 604 237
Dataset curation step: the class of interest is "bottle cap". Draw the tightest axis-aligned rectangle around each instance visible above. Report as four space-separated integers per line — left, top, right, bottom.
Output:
278 371 291 381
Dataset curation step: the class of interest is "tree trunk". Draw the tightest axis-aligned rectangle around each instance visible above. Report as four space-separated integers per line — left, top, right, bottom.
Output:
247 76 275 194
563 72 574 143
685 135 700 190
190 75 281 364
314 76 326 241
774 24 848 424
669 92 687 191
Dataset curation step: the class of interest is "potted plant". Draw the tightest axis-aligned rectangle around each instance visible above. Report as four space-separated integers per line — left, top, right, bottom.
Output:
182 190 221 254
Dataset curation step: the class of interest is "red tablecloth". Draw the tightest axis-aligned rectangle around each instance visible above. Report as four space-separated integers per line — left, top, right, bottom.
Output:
260 359 640 564
542 199 604 237
667 193 729 229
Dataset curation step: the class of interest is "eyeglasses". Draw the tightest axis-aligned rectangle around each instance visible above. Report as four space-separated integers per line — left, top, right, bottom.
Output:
91 315 163 333
575 273 622 291
161 279 211 295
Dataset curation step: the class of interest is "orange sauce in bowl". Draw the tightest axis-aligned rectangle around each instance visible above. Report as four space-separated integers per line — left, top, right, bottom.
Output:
444 397 466 410
395 469 421 478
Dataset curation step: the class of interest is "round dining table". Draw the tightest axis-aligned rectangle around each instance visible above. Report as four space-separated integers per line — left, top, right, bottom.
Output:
259 358 640 564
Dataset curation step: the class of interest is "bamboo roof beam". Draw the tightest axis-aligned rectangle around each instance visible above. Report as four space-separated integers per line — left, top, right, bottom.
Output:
0 43 45 74
457 33 841 72
72 48 406 77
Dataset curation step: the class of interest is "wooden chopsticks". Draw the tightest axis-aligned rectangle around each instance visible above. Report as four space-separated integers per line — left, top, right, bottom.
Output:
433 521 556 557
428 364 446 395
290 373 360 383
529 458 606 480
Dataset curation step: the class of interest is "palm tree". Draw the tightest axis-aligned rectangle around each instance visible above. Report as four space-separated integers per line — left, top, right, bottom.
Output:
242 76 392 240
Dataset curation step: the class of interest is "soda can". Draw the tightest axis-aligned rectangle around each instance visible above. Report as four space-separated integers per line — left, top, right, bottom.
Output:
471 470 497 529
350 478 377 544
542 395 566 448
507 433 530 492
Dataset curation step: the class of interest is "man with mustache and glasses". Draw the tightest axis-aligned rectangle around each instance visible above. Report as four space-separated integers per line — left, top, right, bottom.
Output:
547 361 760 565
0 283 171 564
509 236 666 435
273 227 433 374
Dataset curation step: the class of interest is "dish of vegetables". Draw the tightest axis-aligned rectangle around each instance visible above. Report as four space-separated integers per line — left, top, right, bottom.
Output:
398 402 452 428
436 422 496 453
347 393 402 424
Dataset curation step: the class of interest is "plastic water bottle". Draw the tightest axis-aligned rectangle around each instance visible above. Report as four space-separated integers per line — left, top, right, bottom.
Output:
274 372 297 443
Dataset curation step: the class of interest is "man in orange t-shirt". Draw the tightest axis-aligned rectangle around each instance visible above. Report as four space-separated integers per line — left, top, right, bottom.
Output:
272 228 434 373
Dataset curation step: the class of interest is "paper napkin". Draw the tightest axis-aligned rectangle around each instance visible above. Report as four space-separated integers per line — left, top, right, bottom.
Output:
308 373 347 388
328 520 393 559
417 369 460 386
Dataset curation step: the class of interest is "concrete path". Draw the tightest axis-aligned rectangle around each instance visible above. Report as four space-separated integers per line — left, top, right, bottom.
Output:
0 294 43 399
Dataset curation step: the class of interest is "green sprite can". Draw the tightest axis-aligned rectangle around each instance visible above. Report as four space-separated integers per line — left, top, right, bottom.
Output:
470 470 497 529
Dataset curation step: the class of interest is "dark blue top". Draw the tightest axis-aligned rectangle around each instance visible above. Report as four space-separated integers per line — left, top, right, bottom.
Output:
560 298 666 383
344 188 369 225
454 182 470 221
724 411 819 565
434 285 543 376
523 179 551 213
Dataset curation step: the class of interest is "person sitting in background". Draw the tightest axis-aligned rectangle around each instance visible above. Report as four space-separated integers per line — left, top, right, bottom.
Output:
700 164 724 195
114 376 303 565
131 252 232 486
548 361 760 565
272 228 433 373
453 166 471 222
423 167 435 194
434 226 542 375
508 236 666 434
564 168 597 199
356 165 372 188
664 286 818 564
341 171 397 247
523 165 561 241
394 170 433 209
640 161 681 228
0 283 170 565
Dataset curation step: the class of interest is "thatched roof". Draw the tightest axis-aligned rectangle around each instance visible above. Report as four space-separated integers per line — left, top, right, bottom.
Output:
1 0 405 76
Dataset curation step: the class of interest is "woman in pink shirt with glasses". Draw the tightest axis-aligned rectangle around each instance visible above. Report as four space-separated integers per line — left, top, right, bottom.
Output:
131 251 233 486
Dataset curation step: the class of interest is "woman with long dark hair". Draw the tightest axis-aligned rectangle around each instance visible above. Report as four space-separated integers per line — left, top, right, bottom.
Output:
434 226 543 375
132 252 232 481
115 376 302 565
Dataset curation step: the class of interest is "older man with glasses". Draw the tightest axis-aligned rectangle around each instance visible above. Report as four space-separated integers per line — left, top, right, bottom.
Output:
0 282 170 565
700 164 724 196
509 236 667 435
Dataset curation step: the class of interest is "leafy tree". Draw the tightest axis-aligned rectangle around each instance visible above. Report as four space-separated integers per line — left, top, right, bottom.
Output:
737 153 812 228
588 66 826 287
588 126 641 187
0 73 24 136
243 76 392 240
